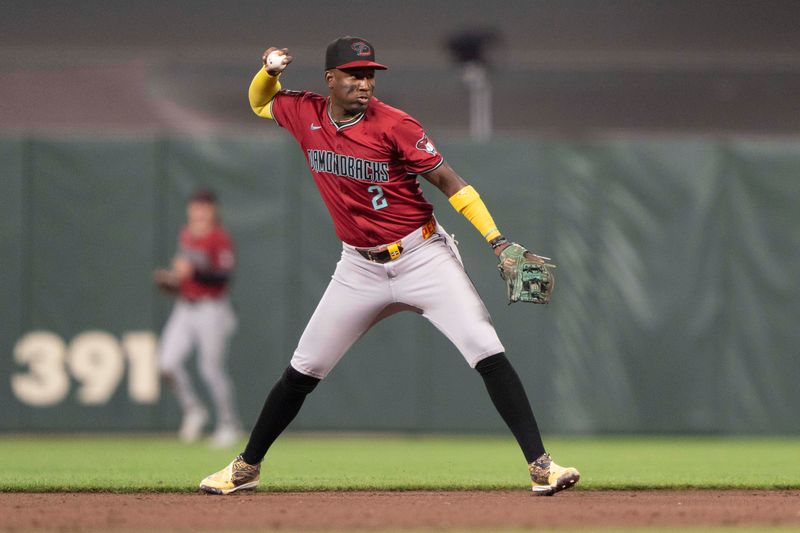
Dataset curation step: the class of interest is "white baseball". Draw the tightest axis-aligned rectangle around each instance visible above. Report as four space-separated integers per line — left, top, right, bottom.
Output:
266 51 287 73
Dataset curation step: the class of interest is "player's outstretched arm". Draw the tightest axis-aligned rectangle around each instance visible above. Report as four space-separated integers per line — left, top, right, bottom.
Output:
248 47 293 120
424 162 549 262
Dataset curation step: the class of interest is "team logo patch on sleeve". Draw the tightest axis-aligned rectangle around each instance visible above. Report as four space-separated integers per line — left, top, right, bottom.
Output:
415 133 437 156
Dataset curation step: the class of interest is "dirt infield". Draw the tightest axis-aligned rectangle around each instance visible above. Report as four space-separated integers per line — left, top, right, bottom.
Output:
2 490 799 531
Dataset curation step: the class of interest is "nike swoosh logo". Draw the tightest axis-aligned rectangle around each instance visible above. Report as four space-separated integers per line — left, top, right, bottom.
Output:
310 123 323 130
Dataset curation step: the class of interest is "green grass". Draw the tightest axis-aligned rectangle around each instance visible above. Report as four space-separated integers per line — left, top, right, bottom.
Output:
0 433 798 492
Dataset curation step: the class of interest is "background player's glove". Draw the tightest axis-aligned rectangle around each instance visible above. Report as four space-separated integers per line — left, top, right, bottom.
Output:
497 243 556 304
153 268 180 294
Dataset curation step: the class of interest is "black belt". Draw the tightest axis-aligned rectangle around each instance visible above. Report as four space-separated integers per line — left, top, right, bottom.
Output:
356 244 404 264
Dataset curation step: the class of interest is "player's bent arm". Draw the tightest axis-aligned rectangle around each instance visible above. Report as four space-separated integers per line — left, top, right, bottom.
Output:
172 256 194 280
423 161 467 196
423 163 506 252
249 68 282 119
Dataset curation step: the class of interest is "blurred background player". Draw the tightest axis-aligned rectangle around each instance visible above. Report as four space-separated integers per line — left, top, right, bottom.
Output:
153 189 242 447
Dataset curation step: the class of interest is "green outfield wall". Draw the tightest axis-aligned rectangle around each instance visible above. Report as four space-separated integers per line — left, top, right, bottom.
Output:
1 134 798 434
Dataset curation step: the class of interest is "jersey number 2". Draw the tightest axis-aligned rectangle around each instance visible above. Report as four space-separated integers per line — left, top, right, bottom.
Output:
368 185 388 210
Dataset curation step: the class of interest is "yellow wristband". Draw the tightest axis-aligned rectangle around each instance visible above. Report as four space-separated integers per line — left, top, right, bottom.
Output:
448 185 502 242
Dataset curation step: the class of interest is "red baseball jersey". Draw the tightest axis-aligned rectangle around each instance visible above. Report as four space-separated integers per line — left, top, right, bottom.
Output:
271 91 444 247
177 226 235 300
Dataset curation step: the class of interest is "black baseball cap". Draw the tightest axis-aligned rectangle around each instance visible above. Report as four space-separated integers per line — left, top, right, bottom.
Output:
189 188 217 204
325 36 388 70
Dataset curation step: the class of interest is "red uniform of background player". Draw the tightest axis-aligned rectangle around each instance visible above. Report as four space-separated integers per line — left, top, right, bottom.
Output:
175 224 235 300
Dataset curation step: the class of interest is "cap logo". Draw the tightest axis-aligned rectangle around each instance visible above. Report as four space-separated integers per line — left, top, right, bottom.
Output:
351 41 372 56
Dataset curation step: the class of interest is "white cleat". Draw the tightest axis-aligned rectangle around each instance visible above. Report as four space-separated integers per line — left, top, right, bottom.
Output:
178 407 208 443
199 455 260 495
529 452 580 496
208 425 243 449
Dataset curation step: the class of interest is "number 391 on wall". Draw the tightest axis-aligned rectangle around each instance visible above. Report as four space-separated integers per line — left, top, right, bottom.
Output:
11 330 160 406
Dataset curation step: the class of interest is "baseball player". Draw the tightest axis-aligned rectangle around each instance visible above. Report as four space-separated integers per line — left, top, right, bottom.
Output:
154 189 242 448
200 37 579 494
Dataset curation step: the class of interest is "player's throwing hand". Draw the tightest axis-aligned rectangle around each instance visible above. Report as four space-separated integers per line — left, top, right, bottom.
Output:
262 47 293 76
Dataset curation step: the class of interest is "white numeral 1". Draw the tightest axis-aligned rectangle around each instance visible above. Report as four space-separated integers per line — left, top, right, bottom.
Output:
122 332 160 404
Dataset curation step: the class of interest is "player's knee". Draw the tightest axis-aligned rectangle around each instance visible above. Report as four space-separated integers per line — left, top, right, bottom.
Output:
475 352 508 376
159 357 179 378
198 358 222 382
281 366 320 395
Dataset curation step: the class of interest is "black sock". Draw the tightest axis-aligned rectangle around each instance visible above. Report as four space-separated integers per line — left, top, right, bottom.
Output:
241 366 320 465
476 353 546 463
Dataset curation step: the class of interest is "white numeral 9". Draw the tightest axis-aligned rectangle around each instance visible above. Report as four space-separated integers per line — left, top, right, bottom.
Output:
11 331 70 406
67 331 125 404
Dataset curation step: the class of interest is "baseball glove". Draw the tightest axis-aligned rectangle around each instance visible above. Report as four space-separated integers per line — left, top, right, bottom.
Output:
497 243 556 304
153 268 180 294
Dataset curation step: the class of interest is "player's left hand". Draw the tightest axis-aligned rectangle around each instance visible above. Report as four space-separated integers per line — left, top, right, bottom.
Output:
493 242 548 263
496 243 556 304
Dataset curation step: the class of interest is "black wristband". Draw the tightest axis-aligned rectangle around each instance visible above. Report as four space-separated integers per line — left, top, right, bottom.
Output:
489 235 509 249
192 270 231 286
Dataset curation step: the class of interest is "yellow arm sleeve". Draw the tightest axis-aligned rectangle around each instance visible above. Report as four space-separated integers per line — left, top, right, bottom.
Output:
448 185 502 242
248 68 282 120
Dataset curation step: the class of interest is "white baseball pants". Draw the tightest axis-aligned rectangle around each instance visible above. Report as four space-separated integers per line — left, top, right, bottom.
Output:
158 297 240 429
291 222 505 379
